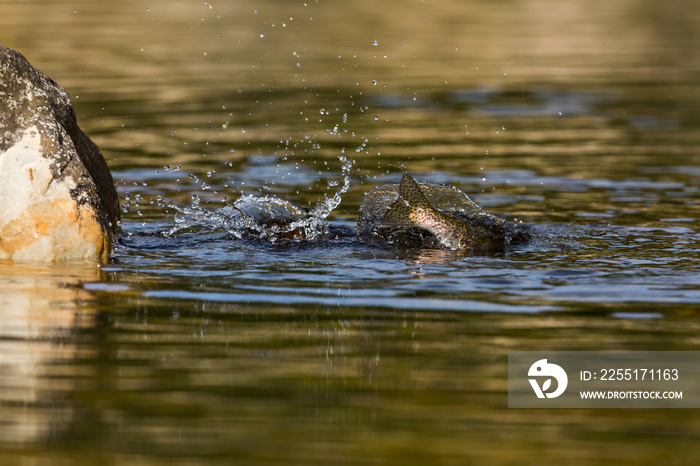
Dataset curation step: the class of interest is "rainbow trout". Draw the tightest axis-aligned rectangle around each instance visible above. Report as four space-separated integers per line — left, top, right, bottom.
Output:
381 173 478 250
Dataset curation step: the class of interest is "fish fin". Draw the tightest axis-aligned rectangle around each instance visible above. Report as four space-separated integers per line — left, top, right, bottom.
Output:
381 173 432 227
398 173 433 210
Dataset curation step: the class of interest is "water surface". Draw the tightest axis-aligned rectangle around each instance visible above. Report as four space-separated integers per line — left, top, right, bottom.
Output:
1 0 700 464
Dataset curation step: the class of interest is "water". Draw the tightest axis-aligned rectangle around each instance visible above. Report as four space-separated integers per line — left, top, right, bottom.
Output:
2 0 700 463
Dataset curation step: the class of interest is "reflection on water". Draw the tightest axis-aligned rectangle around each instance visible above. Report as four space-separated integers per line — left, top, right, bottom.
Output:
0 262 99 444
1 0 700 463
3 295 700 463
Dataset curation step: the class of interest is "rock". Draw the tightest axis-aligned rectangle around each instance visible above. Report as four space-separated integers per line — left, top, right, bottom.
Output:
0 45 119 261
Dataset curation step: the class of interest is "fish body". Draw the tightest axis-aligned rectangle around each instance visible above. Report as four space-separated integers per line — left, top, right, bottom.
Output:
381 173 476 250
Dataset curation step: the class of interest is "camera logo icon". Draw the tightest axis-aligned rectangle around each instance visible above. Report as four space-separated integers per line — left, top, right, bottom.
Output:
528 359 568 399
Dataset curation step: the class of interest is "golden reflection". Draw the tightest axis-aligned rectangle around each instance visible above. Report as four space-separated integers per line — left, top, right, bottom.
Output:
0 261 99 443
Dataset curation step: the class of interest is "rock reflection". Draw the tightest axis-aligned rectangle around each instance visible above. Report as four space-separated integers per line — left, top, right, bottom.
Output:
0 261 99 443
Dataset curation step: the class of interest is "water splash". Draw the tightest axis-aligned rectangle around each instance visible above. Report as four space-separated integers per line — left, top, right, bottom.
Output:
167 154 353 244
308 155 352 221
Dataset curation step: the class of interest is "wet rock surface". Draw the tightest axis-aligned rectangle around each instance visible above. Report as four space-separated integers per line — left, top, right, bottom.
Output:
0 45 119 261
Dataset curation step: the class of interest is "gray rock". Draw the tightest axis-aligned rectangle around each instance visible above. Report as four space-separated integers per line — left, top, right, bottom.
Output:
0 45 119 261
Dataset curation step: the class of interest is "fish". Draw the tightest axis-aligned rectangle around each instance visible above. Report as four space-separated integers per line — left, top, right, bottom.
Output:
381 173 477 250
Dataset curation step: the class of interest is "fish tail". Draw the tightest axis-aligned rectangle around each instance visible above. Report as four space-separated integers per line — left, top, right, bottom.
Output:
397 173 433 210
382 173 433 227
382 200 413 226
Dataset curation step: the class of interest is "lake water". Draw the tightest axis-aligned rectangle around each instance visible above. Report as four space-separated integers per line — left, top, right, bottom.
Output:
2 0 700 464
